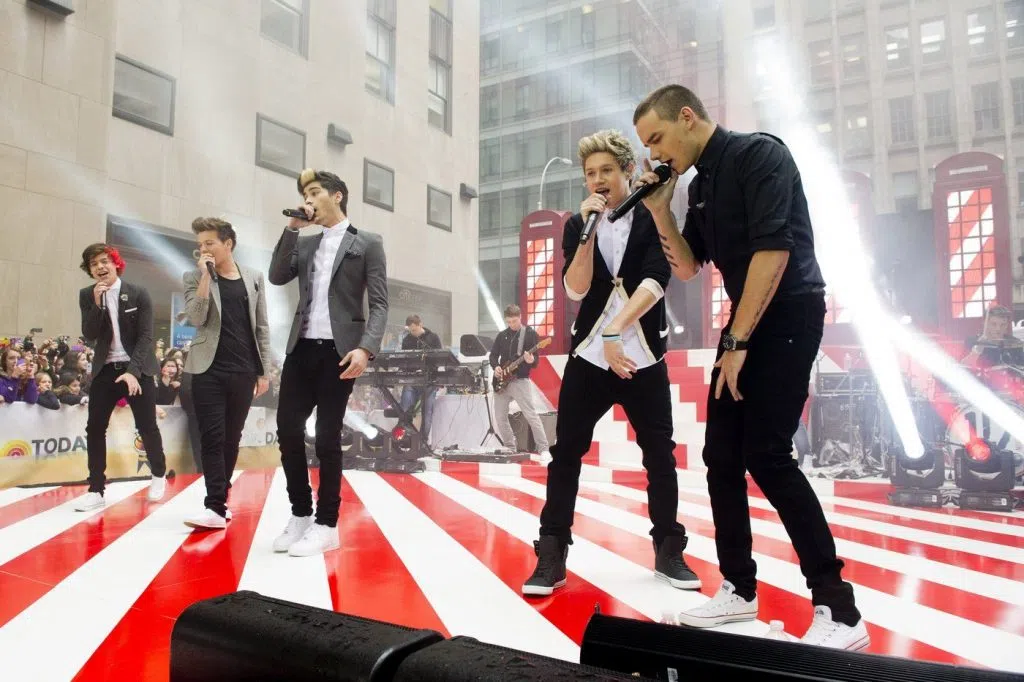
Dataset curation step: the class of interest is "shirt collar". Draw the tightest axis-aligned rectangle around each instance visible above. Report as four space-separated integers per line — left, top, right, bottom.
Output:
323 218 351 236
695 124 729 175
109 278 122 293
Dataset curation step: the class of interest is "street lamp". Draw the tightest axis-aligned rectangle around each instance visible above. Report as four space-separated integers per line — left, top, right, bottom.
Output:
538 156 572 210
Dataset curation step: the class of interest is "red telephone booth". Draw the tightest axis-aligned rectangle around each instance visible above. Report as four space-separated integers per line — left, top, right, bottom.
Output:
932 152 1012 340
518 209 573 354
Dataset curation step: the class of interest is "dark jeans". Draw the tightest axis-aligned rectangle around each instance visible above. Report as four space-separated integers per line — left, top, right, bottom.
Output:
276 339 355 527
540 356 685 545
400 386 437 442
86 362 166 494
705 293 859 624
191 369 257 517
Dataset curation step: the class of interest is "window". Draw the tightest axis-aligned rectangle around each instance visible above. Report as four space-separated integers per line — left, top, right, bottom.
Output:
480 139 500 179
367 0 396 103
428 6 453 132
524 237 556 338
479 195 500 235
809 39 833 84
481 36 499 73
112 55 175 135
920 18 946 65
260 0 308 57
892 171 918 212
968 9 995 57
255 115 305 177
1007 0 1024 50
1014 79 1024 126
581 8 595 46
884 25 910 70
947 187 997 319
973 82 1002 133
427 186 452 231
925 90 953 139
805 0 830 22
364 159 394 211
889 96 915 144
840 33 866 79
1017 158 1024 208
753 0 775 29
481 86 500 126
844 107 871 154
546 19 562 52
816 111 836 149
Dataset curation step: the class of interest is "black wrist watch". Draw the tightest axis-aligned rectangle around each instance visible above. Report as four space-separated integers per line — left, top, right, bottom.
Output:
721 333 748 352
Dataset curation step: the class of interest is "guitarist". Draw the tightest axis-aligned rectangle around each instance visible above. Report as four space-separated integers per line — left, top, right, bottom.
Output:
489 304 550 459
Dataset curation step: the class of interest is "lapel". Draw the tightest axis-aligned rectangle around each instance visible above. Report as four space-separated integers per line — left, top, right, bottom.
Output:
210 273 221 315
331 227 358 280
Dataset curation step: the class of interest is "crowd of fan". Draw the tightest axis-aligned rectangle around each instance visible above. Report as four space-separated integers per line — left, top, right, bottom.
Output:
0 332 281 414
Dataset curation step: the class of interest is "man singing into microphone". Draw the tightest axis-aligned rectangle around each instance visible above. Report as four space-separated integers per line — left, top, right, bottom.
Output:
181 217 272 530
74 244 167 511
269 169 388 557
632 85 867 649
522 129 699 596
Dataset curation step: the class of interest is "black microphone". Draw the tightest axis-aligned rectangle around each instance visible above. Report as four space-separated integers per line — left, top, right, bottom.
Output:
608 164 673 222
206 261 218 282
579 210 600 245
282 208 310 220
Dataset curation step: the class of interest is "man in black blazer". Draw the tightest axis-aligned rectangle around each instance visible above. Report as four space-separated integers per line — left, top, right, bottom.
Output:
523 130 699 596
74 243 167 511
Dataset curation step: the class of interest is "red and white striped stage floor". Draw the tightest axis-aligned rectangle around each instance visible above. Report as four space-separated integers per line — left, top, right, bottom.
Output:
1 465 1022 681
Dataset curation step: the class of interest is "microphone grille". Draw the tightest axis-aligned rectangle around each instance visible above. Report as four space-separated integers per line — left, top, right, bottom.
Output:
654 164 672 181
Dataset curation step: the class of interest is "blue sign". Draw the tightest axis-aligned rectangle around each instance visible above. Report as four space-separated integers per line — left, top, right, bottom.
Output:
170 292 196 348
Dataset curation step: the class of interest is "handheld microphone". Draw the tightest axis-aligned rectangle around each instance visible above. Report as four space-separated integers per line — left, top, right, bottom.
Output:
206 261 218 282
579 210 600 245
608 164 673 222
282 208 310 220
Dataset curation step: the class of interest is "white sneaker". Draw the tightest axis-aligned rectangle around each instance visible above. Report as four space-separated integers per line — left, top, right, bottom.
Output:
74 492 105 512
287 522 340 557
272 515 314 553
677 580 758 628
147 476 166 502
226 509 233 521
539 450 552 464
800 606 870 651
184 508 227 530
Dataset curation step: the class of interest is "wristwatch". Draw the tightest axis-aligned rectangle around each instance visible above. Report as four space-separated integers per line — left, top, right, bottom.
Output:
721 333 748 352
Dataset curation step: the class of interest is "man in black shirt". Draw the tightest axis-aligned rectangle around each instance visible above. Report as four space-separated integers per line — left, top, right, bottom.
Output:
963 304 1023 369
181 217 272 530
632 85 866 650
399 314 443 443
489 304 549 458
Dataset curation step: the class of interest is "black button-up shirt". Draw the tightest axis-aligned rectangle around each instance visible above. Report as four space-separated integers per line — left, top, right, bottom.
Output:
681 125 825 304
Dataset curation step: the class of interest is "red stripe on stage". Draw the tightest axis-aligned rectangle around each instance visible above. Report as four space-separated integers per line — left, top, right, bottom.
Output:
0 475 197 629
511 470 969 666
70 470 270 682
384 472 647 644
0 485 87 531
619 482 1024 638
531 358 563 410
325 474 448 634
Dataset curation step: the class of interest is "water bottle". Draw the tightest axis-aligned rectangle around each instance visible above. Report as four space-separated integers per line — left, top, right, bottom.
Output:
764 620 795 641
659 610 678 626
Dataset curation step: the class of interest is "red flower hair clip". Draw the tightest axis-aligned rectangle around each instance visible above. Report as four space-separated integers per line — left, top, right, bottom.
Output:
105 246 126 275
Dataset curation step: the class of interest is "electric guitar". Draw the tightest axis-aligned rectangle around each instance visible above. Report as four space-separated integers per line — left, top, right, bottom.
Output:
492 337 551 393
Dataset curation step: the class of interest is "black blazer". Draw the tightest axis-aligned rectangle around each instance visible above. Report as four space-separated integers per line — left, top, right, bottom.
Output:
561 203 671 360
79 281 159 379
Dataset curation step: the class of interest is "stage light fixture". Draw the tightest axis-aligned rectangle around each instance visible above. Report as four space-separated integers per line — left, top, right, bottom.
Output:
954 438 1015 511
887 445 945 507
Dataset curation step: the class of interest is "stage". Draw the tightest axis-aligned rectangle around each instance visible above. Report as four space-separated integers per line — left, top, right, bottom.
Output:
0 464 1022 680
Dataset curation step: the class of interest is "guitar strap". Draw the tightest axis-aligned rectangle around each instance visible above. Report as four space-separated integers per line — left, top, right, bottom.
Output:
516 326 526 358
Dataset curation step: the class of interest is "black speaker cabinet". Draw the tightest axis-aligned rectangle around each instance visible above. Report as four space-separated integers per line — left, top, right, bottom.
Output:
170 591 443 682
581 613 1023 681
392 636 653 682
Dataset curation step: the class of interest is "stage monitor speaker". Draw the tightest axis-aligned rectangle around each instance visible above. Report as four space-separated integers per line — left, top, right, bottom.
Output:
392 635 653 681
580 613 1024 681
169 591 444 682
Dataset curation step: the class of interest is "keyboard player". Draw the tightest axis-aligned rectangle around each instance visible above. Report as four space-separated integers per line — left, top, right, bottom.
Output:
399 314 443 443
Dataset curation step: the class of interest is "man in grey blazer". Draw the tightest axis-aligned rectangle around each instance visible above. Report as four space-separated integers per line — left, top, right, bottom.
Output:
268 168 388 557
181 217 272 530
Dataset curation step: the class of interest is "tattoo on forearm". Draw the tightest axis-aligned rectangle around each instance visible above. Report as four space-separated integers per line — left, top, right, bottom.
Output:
750 259 787 328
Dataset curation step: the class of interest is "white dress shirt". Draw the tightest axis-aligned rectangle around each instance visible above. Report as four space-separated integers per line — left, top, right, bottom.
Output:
564 207 665 371
302 219 350 340
104 278 131 364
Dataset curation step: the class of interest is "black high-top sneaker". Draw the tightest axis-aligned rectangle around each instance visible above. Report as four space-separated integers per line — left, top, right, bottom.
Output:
654 535 702 589
522 535 568 596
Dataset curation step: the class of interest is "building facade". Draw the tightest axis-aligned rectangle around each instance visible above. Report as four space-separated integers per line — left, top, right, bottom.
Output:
0 0 479 353
476 0 726 339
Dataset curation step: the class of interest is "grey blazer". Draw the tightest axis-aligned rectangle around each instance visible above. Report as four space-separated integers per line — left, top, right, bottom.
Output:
268 224 388 359
181 264 272 376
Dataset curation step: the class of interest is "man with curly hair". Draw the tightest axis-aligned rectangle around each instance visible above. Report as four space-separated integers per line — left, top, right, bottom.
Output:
74 243 167 511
